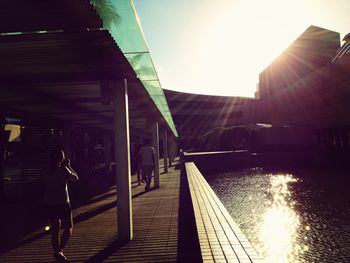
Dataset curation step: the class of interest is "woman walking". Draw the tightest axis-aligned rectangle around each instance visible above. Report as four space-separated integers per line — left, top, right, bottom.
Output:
43 148 79 262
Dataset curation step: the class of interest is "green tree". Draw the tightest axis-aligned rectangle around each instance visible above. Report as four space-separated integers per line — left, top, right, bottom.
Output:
197 125 261 151
90 1 155 80
127 53 156 79
90 0 120 30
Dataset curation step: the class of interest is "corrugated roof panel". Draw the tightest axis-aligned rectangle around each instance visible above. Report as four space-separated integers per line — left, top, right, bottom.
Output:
0 0 102 33
93 0 178 137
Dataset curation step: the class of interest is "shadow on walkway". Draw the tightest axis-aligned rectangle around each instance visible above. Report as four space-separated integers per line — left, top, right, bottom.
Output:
0 199 117 254
84 240 128 263
81 164 198 263
174 163 182 170
75 191 116 207
177 166 202 262
1 183 153 254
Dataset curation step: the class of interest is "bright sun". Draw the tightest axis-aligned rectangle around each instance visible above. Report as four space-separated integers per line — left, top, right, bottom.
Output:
185 0 315 97
135 0 348 97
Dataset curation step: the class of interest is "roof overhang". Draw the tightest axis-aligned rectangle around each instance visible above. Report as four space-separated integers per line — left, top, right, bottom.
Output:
0 30 162 136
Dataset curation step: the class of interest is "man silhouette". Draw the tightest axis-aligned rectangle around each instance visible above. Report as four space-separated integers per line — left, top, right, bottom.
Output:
139 139 155 191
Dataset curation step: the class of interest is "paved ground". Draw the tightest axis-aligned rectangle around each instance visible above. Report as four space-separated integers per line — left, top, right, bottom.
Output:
0 161 182 262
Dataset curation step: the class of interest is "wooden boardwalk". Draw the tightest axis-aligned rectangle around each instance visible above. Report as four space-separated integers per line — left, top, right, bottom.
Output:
1 162 180 263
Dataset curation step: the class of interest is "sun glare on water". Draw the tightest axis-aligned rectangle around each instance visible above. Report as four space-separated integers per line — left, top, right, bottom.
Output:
258 174 308 263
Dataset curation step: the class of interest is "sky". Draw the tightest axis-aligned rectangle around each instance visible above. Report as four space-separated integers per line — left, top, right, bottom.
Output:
133 0 350 98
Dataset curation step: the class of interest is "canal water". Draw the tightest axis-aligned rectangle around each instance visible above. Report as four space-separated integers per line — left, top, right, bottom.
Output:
206 168 350 263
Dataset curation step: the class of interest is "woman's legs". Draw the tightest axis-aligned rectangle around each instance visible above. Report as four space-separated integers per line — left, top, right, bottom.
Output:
137 169 141 185
59 212 73 252
48 205 72 262
142 166 153 191
49 218 61 253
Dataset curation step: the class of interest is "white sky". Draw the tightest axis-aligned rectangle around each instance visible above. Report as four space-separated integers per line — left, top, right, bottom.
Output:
133 0 350 97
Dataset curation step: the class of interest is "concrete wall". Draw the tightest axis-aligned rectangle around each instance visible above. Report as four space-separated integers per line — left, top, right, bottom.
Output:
258 126 314 146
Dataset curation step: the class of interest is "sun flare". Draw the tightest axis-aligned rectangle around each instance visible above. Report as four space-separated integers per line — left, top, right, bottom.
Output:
193 0 316 97
134 0 350 96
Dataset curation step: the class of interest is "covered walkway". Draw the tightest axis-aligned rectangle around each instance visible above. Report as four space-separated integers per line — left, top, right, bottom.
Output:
0 0 178 243
1 161 181 262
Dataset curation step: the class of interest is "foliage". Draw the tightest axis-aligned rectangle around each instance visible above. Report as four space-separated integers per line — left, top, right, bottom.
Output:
196 124 263 151
90 0 120 29
89 1 155 80
127 53 156 79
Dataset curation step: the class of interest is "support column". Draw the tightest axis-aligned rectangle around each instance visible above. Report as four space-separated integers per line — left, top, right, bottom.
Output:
170 135 177 166
103 134 112 174
113 79 132 241
163 130 168 173
168 135 175 167
152 122 160 188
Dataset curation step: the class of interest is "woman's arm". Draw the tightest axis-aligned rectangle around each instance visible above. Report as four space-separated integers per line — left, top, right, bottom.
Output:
62 159 79 182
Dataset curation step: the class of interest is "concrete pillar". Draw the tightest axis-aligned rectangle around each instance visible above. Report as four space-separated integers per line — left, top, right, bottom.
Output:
152 122 160 188
103 135 112 174
113 79 132 241
169 135 177 166
163 130 168 173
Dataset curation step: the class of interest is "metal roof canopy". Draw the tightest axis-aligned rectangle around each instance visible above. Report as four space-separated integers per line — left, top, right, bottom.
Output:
102 0 178 137
0 0 102 33
0 0 172 136
0 30 162 136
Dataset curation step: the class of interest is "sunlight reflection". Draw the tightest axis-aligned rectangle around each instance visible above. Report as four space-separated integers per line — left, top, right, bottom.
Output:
259 174 305 263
